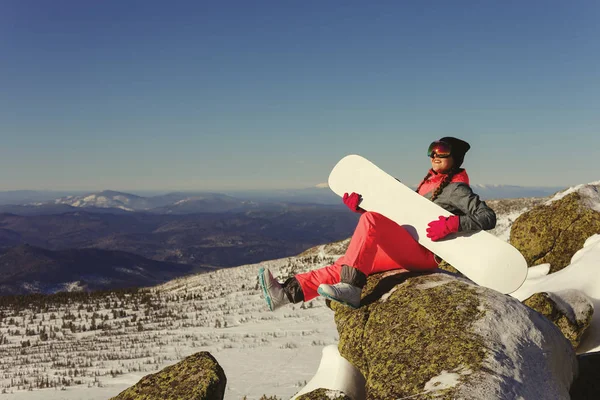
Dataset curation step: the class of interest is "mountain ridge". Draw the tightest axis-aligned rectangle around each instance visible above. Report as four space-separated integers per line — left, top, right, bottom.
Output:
0 244 205 295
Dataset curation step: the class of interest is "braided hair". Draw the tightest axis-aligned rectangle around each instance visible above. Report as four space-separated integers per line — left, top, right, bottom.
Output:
416 167 463 202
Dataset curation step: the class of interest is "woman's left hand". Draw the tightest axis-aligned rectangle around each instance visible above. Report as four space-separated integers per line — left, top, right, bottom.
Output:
426 216 460 241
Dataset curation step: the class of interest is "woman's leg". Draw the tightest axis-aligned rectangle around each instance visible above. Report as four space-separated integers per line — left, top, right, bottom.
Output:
295 211 437 301
295 263 342 301
338 211 437 275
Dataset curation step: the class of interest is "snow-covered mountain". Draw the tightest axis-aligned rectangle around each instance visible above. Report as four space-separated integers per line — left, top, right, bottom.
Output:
52 190 154 211
0 190 87 206
28 190 312 214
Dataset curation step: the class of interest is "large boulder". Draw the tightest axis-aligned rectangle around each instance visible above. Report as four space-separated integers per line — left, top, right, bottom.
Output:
510 185 600 273
510 234 600 354
330 270 577 399
110 352 226 400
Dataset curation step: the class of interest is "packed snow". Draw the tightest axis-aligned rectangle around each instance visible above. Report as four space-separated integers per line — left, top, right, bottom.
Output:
0 250 343 400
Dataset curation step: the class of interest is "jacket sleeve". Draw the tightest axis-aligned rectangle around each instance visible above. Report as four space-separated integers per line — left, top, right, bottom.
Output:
449 184 497 232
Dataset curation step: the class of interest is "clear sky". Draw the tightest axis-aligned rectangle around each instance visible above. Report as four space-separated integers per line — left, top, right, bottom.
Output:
1 1 598 191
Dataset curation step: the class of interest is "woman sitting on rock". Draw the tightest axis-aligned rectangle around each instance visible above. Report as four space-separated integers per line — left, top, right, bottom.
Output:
259 137 496 310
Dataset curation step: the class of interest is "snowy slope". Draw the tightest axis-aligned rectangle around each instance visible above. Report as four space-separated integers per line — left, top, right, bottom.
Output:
0 242 348 400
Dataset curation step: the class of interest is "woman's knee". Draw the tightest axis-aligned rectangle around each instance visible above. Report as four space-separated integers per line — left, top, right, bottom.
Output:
359 211 379 224
360 211 394 227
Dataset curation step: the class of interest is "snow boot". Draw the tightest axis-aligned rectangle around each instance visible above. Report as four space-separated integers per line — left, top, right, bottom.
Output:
317 265 367 309
258 268 304 311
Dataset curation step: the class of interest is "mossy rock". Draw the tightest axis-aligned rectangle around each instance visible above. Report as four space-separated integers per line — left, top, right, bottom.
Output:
329 271 577 399
296 388 351 400
570 351 600 399
510 191 600 272
332 271 485 398
110 352 226 400
523 291 594 349
436 259 460 275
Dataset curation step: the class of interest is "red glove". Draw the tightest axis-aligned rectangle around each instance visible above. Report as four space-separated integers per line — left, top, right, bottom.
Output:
426 215 460 241
343 192 365 214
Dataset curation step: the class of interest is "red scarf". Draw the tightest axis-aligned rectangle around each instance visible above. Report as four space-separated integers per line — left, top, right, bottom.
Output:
417 169 470 196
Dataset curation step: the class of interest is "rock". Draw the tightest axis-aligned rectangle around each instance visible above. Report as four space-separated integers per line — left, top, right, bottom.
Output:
510 186 600 272
296 389 352 400
570 351 600 399
510 234 600 354
330 271 577 399
110 352 226 400
523 290 594 349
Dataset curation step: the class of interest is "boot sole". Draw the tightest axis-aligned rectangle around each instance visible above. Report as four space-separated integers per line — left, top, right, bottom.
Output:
258 268 274 311
317 287 360 309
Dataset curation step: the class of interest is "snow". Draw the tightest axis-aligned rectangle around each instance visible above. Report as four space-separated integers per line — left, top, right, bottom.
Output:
174 198 192 205
490 209 529 242
52 193 136 211
290 345 366 400
423 368 471 392
0 250 342 400
545 181 600 211
511 233 600 354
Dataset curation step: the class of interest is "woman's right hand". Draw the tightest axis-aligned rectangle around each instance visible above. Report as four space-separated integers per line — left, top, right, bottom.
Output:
343 192 365 213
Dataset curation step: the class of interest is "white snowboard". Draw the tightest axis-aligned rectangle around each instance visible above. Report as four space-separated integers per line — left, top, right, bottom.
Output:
328 155 528 294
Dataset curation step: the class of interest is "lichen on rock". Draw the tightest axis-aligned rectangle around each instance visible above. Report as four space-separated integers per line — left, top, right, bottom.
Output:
329 271 577 399
523 291 594 349
510 190 600 272
110 351 226 400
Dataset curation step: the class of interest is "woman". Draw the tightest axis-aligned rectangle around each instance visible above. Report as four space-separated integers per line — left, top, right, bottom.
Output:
259 137 496 310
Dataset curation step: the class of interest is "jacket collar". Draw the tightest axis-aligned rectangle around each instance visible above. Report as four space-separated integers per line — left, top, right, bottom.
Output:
417 169 470 196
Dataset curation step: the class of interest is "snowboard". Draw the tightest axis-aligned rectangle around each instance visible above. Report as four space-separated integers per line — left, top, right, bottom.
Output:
328 155 528 294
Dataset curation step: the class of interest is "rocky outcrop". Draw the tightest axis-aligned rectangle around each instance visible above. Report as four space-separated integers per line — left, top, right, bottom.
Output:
523 290 594 349
110 352 226 400
510 185 600 273
329 270 577 399
510 234 600 354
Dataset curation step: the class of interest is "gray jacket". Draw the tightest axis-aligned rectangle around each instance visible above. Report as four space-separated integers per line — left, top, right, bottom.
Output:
422 182 496 232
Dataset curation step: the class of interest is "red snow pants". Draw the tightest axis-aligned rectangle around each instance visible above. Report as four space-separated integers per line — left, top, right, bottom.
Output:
295 211 438 301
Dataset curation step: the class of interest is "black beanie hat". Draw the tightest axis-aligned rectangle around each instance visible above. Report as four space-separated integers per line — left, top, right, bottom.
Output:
439 137 470 168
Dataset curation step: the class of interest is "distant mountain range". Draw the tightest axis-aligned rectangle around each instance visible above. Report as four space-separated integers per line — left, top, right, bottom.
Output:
0 184 567 296
0 190 332 215
0 185 565 216
0 205 360 295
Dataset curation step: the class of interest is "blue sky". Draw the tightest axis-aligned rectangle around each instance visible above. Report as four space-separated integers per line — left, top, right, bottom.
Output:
1 1 598 191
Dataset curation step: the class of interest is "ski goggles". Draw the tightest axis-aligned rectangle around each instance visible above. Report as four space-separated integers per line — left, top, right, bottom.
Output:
427 141 452 158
